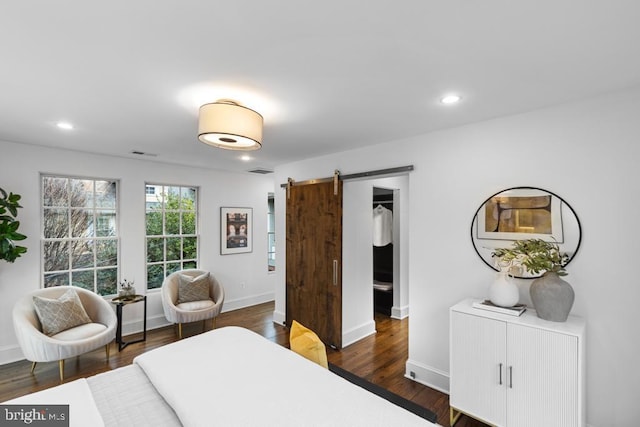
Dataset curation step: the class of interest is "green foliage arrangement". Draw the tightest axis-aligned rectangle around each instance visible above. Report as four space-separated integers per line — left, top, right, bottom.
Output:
492 238 569 276
0 187 28 263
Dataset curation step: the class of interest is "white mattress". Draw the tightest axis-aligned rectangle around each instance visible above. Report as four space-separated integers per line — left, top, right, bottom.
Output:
4 326 438 426
134 326 436 427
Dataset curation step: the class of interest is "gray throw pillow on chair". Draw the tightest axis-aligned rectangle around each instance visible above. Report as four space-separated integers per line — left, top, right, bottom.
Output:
177 272 211 304
33 288 93 336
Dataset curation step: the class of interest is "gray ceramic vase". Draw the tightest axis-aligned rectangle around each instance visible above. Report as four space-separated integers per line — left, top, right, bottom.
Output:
530 272 574 322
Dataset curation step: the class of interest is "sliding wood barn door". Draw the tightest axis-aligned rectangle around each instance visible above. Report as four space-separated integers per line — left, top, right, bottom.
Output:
286 179 342 349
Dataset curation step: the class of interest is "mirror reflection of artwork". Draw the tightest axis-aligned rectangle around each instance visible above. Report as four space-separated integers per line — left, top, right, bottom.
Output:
471 187 580 277
476 188 563 243
485 195 552 235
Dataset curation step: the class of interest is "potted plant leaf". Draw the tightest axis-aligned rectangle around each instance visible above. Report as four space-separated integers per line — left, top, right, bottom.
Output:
0 187 28 263
493 238 573 322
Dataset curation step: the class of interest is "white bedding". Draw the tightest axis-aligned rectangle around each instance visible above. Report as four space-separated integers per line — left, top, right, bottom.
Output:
134 326 436 427
4 326 438 426
3 378 104 427
87 364 181 426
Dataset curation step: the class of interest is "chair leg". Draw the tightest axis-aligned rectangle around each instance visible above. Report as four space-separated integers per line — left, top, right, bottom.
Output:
178 323 183 339
212 317 216 330
58 360 64 383
30 361 37 374
105 343 110 361
202 319 206 332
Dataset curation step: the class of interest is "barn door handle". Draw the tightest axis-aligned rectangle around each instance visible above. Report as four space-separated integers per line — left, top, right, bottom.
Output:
499 363 503 385
333 260 338 286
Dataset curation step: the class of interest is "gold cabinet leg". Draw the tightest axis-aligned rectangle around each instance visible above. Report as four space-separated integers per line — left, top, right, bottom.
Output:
450 407 462 427
178 323 183 339
58 360 65 383
30 361 37 373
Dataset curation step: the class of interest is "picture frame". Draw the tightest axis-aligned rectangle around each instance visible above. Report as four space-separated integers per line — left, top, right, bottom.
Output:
476 187 564 243
220 207 252 255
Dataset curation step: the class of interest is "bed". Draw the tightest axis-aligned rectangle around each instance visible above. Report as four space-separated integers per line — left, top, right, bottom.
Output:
4 326 439 426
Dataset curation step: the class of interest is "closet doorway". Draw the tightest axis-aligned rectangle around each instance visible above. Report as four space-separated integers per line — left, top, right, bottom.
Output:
339 172 409 338
373 187 394 316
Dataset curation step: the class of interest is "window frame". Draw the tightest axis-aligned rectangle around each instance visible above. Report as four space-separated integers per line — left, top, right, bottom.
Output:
40 174 120 296
144 183 199 290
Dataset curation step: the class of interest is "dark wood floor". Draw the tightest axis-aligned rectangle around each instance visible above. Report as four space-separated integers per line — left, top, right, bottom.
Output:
0 301 487 427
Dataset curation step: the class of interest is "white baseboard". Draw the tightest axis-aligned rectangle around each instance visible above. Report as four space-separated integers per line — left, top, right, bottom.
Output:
121 293 276 336
0 344 26 365
222 292 275 313
270 312 376 349
391 304 409 319
121 313 170 336
405 358 450 394
342 320 376 348
1 293 276 366
272 310 286 326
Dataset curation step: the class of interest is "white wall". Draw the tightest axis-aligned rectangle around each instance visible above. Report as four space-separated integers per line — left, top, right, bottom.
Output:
341 179 376 345
274 86 640 427
0 141 277 364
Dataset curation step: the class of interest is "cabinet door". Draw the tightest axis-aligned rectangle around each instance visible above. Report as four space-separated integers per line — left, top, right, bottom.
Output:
451 311 507 426
506 324 578 427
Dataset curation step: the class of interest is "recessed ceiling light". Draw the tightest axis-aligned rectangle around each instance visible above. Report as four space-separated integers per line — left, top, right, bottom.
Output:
440 95 462 105
240 155 251 161
56 122 74 130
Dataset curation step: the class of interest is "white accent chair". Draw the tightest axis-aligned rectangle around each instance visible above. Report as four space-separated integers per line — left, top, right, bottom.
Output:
161 269 225 339
12 286 117 382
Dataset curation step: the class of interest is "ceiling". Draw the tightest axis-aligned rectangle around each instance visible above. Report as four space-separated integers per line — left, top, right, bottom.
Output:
2 1 640 174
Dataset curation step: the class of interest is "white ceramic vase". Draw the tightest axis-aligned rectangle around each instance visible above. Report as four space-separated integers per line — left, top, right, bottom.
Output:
489 270 519 307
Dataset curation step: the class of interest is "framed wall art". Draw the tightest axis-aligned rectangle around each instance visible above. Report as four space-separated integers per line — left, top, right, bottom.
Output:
220 207 252 255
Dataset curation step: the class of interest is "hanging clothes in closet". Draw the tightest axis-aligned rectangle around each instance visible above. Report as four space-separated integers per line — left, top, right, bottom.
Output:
373 204 393 247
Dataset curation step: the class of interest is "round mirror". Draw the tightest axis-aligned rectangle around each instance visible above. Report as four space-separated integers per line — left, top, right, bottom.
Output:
471 187 582 278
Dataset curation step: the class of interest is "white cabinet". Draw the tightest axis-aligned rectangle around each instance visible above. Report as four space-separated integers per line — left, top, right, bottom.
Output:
449 299 585 427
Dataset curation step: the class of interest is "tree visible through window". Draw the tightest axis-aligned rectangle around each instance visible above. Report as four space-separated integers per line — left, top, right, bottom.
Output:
41 176 119 296
145 184 198 289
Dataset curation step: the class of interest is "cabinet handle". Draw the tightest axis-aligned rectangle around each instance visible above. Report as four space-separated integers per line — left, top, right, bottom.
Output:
333 260 338 286
509 366 513 389
499 363 503 385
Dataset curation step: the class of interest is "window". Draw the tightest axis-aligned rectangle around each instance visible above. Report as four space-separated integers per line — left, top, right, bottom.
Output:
267 193 275 271
42 175 119 296
145 184 198 289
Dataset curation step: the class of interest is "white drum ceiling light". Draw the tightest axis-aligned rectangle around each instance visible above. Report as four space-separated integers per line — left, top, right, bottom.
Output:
198 100 263 150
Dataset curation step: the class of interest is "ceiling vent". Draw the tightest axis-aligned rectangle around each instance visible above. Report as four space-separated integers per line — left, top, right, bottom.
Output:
130 150 158 157
247 168 273 174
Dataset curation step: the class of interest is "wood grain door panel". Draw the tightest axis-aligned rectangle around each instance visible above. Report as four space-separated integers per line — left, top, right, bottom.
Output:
286 180 342 349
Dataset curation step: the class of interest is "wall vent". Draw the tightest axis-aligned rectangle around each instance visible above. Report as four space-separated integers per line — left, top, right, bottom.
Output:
247 168 273 174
